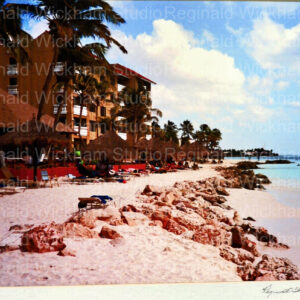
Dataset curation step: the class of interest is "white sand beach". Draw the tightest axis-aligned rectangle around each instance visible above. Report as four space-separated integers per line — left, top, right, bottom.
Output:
0 161 299 286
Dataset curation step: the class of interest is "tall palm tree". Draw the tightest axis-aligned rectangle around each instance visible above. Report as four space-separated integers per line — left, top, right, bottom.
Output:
117 86 162 147
0 1 34 61
18 0 127 121
164 121 179 145
179 120 194 145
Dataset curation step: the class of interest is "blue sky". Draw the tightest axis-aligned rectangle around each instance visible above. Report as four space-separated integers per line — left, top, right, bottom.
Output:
19 1 300 154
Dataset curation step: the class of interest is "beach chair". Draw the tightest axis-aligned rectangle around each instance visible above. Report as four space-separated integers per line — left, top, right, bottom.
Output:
40 170 59 188
78 195 113 211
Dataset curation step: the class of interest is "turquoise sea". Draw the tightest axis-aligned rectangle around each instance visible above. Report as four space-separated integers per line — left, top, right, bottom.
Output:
225 156 300 266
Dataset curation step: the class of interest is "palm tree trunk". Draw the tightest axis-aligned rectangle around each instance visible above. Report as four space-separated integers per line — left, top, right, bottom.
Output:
54 79 69 128
37 46 59 121
78 98 83 149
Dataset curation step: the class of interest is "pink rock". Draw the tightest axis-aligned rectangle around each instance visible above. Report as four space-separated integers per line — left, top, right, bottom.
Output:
63 223 99 239
20 223 66 253
99 226 123 239
142 185 164 196
57 248 76 257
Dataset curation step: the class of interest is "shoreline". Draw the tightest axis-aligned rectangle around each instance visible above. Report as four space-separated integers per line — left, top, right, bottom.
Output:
0 161 299 285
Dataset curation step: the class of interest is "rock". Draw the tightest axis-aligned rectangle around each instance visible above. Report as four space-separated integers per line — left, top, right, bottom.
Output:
151 210 172 228
255 174 271 184
242 237 260 257
163 192 176 205
20 223 66 253
231 226 243 248
149 220 163 227
57 248 76 257
237 161 259 170
216 186 229 196
219 246 255 265
265 160 292 164
173 216 203 231
121 205 139 213
67 211 97 229
193 224 231 247
164 219 186 235
122 212 148 226
255 274 277 281
63 223 98 239
0 245 19 253
243 217 256 222
163 247 171 252
99 226 123 239
95 207 121 222
142 185 164 196
233 212 243 225
9 224 33 232
237 262 258 281
255 255 300 280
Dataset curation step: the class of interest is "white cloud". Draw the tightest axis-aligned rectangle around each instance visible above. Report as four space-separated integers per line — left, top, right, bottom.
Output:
107 19 272 126
26 19 49 38
200 30 217 48
243 14 300 76
288 101 300 108
277 81 289 90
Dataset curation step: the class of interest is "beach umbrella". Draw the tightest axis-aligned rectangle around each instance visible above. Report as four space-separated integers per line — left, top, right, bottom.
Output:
0 117 71 147
83 130 133 162
179 142 209 161
0 117 71 180
137 137 179 161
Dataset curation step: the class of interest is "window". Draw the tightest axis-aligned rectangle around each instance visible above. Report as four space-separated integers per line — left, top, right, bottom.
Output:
99 122 107 134
73 96 82 106
74 118 86 127
90 104 96 113
100 106 106 117
56 95 64 104
9 77 17 86
9 57 17 65
90 121 96 132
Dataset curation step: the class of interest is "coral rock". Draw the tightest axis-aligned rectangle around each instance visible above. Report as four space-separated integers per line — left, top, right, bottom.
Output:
99 226 123 239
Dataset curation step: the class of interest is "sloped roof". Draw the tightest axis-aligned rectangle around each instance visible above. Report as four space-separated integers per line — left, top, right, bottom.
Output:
112 63 156 85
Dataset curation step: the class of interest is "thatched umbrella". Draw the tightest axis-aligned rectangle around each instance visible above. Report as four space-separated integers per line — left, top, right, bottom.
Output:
179 142 209 161
0 117 71 180
137 137 179 161
83 130 133 162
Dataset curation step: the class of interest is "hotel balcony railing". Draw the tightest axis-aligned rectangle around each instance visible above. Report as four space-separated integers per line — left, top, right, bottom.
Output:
53 104 67 114
8 85 18 95
54 62 64 73
7 65 18 75
74 126 88 137
73 105 87 116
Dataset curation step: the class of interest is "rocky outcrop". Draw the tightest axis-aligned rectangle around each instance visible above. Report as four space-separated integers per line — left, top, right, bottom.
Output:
99 226 123 239
20 223 66 253
63 222 98 239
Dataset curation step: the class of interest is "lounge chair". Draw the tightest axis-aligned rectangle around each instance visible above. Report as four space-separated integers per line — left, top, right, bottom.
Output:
40 170 59 188
78 195 113 210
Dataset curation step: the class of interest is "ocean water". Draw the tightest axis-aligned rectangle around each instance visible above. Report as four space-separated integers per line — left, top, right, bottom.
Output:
225 156 300 266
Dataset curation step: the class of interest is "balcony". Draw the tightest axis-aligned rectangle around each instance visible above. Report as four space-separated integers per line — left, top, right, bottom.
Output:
74 126 88 137
7 65 18 75
53 104 67 115
8 85 18 95
73 105 87 116
54 62 64 73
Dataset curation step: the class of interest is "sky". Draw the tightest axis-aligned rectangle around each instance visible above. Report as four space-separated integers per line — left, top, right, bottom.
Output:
19 1 300 154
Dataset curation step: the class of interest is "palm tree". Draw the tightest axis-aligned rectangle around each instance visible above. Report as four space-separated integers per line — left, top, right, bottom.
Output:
117 86 162 147
18 0 127 122
164 121 179 145
0 1 34 61
208 128 222 151
179 120 194 145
